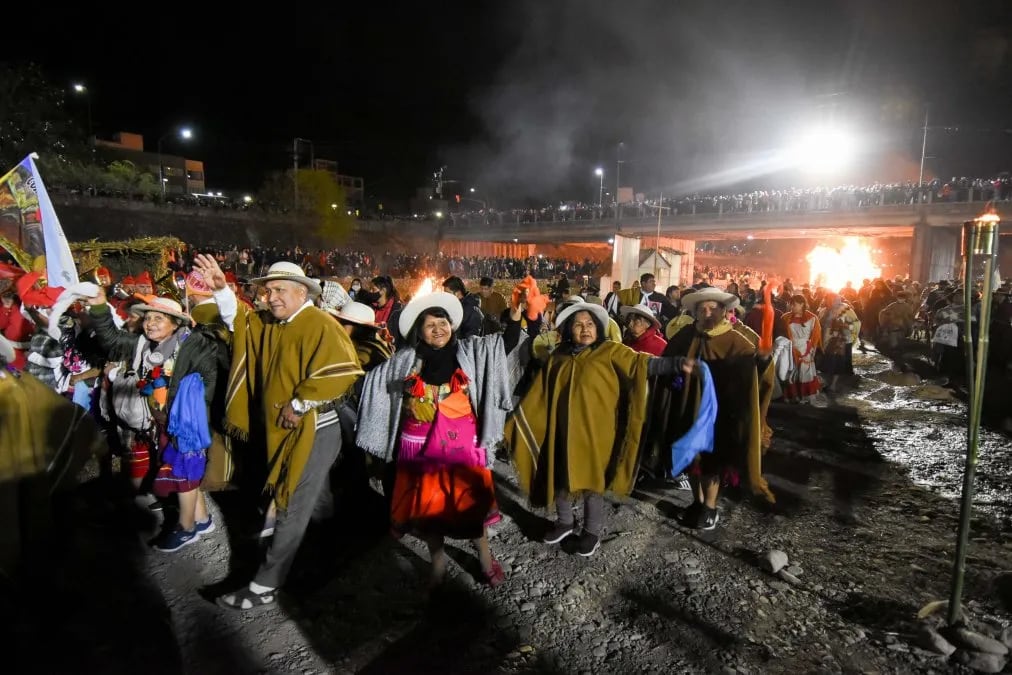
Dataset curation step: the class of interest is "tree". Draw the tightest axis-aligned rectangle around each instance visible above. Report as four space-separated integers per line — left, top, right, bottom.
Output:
0 63 88 170
105 160 159 197
257 169 355 242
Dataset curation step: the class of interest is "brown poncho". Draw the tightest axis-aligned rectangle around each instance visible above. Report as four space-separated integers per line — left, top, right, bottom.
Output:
508 340 651 507
660 319 776 503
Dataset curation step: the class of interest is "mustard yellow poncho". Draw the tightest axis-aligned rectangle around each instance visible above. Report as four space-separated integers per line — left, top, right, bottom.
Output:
507 340 651 507
224 304 362 509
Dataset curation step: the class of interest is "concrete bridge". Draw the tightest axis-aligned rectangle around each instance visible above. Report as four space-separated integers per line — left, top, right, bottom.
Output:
432 201 1009 281
38 193 1008 283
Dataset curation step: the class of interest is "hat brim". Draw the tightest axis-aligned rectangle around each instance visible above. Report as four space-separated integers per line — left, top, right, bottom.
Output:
619 305 661 329
554 302 611 333
326 307 376 327
0 334 15 364
680 289 740 315
133 303 192 324
398 291 463 339
251 273 322 296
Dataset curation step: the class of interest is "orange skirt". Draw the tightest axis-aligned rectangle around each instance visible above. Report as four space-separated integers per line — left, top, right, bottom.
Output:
390 464 499 540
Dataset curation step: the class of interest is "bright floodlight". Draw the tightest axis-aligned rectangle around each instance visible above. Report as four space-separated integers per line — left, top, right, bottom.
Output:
73 83 86 93
787 126 857 173
594 167 604 176
435 210 443 218
180 128 193 139
469 187 476 193
243 195 252 203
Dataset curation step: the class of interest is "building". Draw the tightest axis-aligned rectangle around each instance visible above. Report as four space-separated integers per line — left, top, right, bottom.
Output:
94 132 206 195
311 159 364 207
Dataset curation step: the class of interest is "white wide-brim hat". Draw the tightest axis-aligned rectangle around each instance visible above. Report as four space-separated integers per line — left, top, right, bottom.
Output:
619 304 661 329
0 333 15 364
398 291 463 339
132 297 192 324
328 301 377 326
680 287 740 315
554 301 610 332
252 261 322 296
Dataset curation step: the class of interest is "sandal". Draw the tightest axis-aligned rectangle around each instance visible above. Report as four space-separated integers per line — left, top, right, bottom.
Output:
216 587 277 612
483 560 506 587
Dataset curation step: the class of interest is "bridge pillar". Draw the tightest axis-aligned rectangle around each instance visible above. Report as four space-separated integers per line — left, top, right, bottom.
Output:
910 223 960 282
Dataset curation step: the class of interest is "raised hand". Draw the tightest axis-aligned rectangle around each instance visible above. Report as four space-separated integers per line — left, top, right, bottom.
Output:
193 254 228 291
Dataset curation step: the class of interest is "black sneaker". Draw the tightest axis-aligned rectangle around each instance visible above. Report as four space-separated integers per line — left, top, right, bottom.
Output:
572 531 600 557
672 473 692 491
700 507 720 531
543 521 575 544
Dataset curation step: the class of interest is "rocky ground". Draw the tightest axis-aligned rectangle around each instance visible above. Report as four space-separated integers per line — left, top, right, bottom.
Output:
7 349 1012 674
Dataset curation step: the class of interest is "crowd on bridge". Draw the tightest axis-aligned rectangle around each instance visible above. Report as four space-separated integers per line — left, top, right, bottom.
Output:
432 174 1012 226
49 168 1012 227
3 236 1010 618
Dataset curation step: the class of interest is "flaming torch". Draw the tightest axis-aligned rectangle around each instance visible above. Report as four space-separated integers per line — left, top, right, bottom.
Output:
947 206 1001 626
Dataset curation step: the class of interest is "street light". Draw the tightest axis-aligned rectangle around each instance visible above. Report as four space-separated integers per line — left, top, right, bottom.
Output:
469 187 476 193
243 195 253 203
71 83 93 157
158 127 194 199
594 167 604 208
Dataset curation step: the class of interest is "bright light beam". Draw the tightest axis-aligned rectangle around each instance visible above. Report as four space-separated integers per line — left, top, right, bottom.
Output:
785 126 858 173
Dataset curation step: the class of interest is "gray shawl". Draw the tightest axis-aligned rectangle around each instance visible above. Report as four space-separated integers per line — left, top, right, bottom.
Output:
356 332 526 466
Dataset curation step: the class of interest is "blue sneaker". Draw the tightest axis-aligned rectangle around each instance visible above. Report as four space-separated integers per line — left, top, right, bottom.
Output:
155 526 200 553
195 516 215 535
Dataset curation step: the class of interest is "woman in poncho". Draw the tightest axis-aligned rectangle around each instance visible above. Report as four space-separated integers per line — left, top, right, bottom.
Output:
86 290 219 553
818 293 860 392
357 291 526 588
507 302 686 557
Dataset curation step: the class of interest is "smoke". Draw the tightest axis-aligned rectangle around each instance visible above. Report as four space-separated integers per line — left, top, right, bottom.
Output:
439 0 992 202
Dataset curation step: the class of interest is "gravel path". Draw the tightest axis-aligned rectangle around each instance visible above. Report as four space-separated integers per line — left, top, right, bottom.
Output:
8 351 1012 674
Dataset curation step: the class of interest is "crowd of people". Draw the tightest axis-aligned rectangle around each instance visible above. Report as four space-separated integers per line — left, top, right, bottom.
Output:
53 171 1012 227
3 245 1010 616
433 175 1012 226
169 244 602 282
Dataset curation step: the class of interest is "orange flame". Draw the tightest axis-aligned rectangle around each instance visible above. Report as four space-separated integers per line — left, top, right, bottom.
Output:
806 237 881 291
413 277 437 298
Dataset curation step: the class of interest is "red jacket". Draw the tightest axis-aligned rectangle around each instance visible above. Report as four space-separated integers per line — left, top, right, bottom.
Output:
624 326 667 356
0 300 34 368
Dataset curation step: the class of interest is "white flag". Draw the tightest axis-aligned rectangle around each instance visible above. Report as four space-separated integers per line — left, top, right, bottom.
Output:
0 154 78 286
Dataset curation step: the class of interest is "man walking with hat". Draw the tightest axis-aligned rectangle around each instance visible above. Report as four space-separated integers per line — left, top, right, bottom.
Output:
659 286 777 531
193 255 363 611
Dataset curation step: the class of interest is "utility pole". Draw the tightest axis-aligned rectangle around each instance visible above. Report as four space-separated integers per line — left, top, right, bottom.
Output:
293 138 300 212
616 141 624 204
918 105 930 188
293 137 314 212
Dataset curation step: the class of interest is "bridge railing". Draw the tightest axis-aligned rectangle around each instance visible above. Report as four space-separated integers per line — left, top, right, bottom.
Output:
436 185 1010 229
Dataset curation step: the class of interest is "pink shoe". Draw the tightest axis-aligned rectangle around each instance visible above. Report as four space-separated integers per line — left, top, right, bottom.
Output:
483 560 506 587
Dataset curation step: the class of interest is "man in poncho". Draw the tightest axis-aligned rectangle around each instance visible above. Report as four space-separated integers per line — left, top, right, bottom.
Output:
659 287 776 531
193 255 363 611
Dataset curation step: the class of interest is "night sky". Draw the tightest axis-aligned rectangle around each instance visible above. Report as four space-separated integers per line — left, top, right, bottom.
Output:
9 0 1012 205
